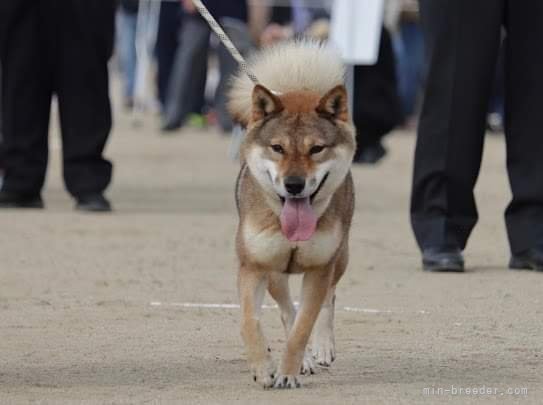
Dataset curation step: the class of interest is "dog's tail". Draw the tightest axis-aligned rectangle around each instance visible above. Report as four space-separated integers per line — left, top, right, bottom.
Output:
228 40 345 126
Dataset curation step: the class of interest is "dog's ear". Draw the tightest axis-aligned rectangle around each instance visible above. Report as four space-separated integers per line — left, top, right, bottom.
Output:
252 84 283 122
316 85 349 122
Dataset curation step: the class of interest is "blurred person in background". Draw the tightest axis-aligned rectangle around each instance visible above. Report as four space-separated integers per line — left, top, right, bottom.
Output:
117 0 139 110
0 0 115 211
161 0 252 133
389 0 425 129
256 0 401 165
411 0 543 272
155 0 183 110
352 24 402 164
258 0 331 45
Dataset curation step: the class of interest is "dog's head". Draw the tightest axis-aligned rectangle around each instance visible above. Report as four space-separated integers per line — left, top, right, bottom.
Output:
241 84 356 242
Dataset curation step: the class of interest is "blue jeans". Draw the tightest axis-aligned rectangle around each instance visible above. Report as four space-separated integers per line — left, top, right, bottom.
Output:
116 9 138 100
393 21 425 118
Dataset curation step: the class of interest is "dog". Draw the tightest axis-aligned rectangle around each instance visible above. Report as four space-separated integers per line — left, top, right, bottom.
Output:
228 41 356 389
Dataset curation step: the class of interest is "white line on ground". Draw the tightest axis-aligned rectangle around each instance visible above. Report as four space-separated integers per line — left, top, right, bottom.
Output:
149 302 430 315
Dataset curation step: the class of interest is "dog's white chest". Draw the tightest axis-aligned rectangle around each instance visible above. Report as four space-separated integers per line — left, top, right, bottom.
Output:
243 222 291 266
293 222 342 267
243 221 342 269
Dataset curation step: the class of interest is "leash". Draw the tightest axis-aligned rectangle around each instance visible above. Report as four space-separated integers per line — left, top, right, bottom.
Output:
191 0 258 161
191 0 259 84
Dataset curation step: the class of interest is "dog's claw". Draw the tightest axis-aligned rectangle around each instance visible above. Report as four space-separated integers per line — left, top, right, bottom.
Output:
273 375 301 389
300 351 316 375
300 366 315 375
312 336 336 367
251 360 277 388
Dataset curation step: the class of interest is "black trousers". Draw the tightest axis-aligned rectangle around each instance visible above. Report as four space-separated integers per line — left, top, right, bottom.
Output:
353 28 402 153
0 65 3 170
155 1 182 108
411 0 543 254
0 0 114 197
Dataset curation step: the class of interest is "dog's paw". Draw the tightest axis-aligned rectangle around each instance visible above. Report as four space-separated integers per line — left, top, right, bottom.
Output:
300 351 316 375
312 335 336 367
273 374 301 389
251 360 277 389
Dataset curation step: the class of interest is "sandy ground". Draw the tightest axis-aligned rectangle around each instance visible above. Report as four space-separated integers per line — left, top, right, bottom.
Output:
1 100 542 404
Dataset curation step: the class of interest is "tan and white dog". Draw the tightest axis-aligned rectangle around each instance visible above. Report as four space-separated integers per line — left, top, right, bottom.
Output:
229 41 356 389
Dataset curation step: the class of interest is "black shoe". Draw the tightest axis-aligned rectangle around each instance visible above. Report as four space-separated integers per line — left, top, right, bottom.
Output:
422 247 465 272
509 248 543 272
75 194 112 212
0 190 44 208
160 120 182 133
353 144 387 165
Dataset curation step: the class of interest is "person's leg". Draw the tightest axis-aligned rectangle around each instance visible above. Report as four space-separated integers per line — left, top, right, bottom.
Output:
487 42 505 132
155 1 182 108
503 1 543 255
215 17 253 133
55 0 114 205
190 46 208 117
352 28 402 164
162 14 210 130
116 8 138 107
410 0 504 251
391 29 409 119
401 21 425 118
0 1 51 201
0 64 4 174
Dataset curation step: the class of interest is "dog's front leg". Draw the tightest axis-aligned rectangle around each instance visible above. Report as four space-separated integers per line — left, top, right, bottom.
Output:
268 272 316 376
312 286 336 367
239 265 276 388
274 267 331 389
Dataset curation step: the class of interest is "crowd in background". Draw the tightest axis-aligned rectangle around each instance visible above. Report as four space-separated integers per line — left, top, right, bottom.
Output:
114 0 430 164
0 0 508 206
3 0 539 274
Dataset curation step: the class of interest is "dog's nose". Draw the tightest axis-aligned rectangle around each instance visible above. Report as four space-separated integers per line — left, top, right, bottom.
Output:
284 176 305 195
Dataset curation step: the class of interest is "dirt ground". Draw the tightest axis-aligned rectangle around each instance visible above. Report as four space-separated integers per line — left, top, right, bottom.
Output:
1 100 542 404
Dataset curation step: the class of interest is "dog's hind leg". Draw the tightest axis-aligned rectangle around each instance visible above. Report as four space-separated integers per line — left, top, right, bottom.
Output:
268 272 315 376
312 243 348 367
239 266 276 388
274 267 331 388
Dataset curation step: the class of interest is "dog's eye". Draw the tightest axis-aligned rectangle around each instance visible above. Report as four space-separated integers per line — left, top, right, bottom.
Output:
310 145 326 155
270 144 285 154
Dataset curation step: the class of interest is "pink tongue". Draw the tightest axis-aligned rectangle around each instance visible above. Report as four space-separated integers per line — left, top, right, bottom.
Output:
280 197 317 241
